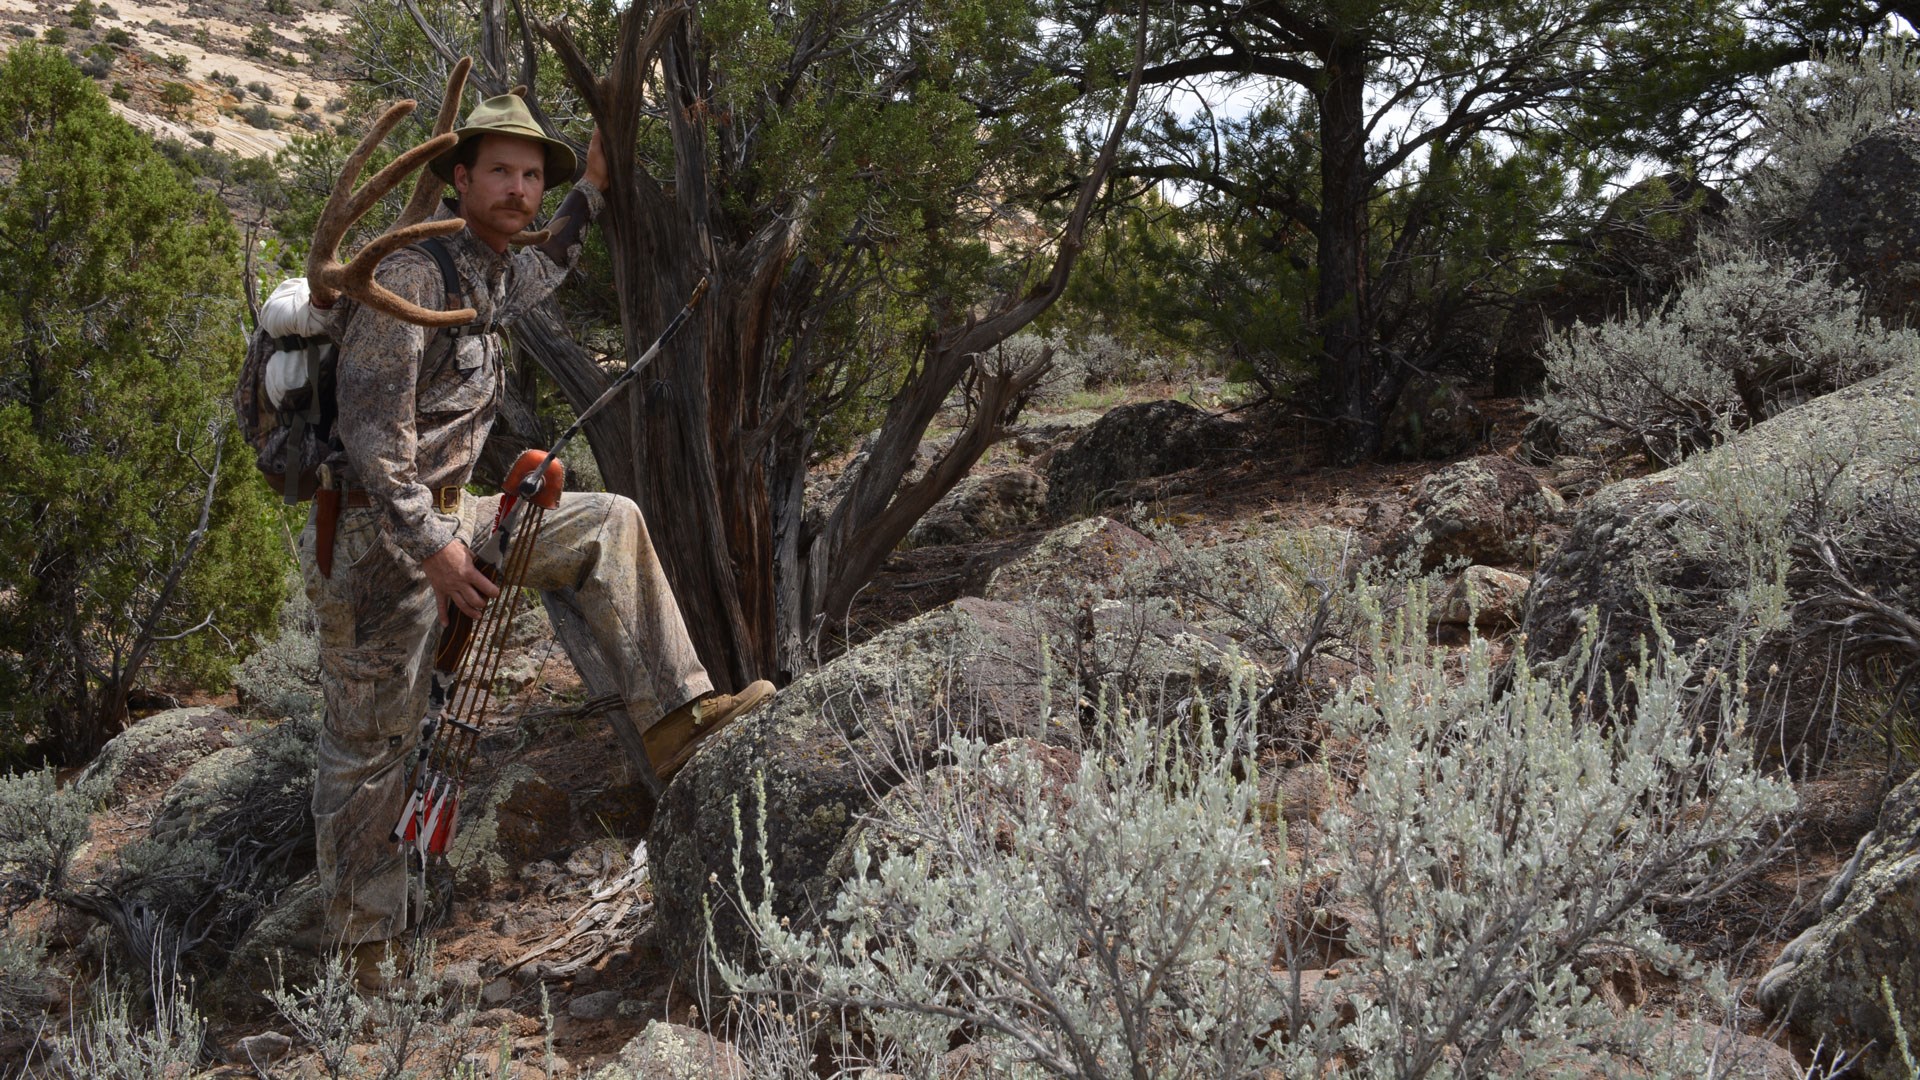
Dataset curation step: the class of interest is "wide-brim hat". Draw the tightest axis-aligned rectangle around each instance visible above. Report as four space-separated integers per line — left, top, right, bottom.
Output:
428 93 577 185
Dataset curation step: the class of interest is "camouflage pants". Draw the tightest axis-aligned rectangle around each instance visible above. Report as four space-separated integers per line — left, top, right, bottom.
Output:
299 491 712 944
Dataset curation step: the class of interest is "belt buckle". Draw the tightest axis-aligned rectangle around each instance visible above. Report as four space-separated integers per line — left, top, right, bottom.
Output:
437 486 461 513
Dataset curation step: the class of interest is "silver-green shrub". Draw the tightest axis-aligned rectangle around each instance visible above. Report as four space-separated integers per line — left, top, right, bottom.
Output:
265 939 519 1080
0 766 96 900
0 931 51 1031
1541 247 1916 463
56 975 206 1080
1320 590 1795 1078
234 570 320 719
725 677 1298 1079
724 587 1796 1078
1735 38 1920 239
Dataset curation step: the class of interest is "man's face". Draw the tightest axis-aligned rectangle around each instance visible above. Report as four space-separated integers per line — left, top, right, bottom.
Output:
452 134 547 250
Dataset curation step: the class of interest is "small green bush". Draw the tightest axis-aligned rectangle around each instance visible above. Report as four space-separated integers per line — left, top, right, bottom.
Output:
245 78 275 102
244 23 274 56
292 91 311 110
243 101 275 129
41 26 67 44
68 0 93 29
189 129 214 146
1541 246 1917 464
158 80 193 117
108 79 129 100
160 50 186 73
102 26 129 45
77 47 112 78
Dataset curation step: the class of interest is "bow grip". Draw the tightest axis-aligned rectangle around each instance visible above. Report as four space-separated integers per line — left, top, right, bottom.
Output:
505 449 565 509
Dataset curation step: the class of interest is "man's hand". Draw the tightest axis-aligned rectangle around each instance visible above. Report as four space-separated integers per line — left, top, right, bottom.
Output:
582 127 607 190
422 540 500 624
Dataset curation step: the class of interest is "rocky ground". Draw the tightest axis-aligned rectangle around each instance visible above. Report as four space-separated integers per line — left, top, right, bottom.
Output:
8 369 1895 1077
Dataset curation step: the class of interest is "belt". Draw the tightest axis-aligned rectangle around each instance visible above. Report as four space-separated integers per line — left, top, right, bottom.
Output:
342 486 465 512
314 484 464 579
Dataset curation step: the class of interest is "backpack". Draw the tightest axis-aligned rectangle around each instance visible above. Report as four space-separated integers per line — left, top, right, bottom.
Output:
234 238 470 504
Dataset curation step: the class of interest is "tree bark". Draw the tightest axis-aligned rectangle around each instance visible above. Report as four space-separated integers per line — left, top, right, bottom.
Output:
1313 36 1380 462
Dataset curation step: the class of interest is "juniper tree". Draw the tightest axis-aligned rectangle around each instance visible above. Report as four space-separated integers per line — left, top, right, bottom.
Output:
0 45 283 763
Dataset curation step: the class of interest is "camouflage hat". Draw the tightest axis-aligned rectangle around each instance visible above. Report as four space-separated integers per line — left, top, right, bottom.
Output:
428 93 577 185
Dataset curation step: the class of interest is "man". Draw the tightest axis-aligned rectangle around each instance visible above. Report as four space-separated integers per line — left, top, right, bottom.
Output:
301 94 772 983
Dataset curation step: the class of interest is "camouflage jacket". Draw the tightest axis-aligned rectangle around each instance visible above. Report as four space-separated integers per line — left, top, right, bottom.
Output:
333 180 603 564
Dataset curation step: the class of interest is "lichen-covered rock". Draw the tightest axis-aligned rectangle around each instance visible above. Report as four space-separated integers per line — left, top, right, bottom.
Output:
446 765 571 893
149 745 258 844
649 597 1077 982
983 516 1166 605
1521 363 1920 674
1491 173 1727 395
1387 455 1563 570
1078 597 1269 713
199 874 326 1017
1044 400 1242 518
76 707 235 807
907 467 1047 547
824 738 1082 887
1794 119 1920 327
1380 373 1485 461
1436 566 1531 630
1758 769 1920 1078
590 1021 745 1079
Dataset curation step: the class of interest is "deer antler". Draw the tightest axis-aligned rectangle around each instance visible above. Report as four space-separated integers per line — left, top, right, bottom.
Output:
308 101 471 328
396 57 474 232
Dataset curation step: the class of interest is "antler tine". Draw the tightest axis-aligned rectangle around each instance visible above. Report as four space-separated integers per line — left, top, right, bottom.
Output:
346 218 476 328
344 131 458 232
399 56 473 230
308 99 420 308
509 215 566 248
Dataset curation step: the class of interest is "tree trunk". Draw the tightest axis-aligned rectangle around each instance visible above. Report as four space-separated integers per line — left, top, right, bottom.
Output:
1314 38 1381 462
535 0 1145 685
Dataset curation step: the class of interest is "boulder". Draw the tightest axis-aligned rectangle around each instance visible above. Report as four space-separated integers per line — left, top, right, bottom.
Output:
906 467 1047 547
77 706 235 806
1380 373 1485 462
1044 400 1242 518
199 874 326 1017
1758 768 1920 1078
1387 455 1563 571
826 737 1082 886
648 597 1076 981
1794 119 1920 327
445 766 572 893
1521 363 1920 673
1436 566 1531 631
589 1021 746 1079
983 516 1166 605
1492 173 1727 395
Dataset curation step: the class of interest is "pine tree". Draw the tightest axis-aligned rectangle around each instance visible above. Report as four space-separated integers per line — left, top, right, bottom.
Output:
0 44 285 763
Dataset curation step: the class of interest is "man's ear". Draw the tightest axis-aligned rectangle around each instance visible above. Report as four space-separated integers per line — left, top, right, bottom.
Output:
451 162 470 199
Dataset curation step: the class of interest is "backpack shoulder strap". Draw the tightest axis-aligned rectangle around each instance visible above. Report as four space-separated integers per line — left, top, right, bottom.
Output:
409 237 473 363
414 236 464 310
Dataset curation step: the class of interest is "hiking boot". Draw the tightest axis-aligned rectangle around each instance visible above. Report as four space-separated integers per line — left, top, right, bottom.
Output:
645 679 776 782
